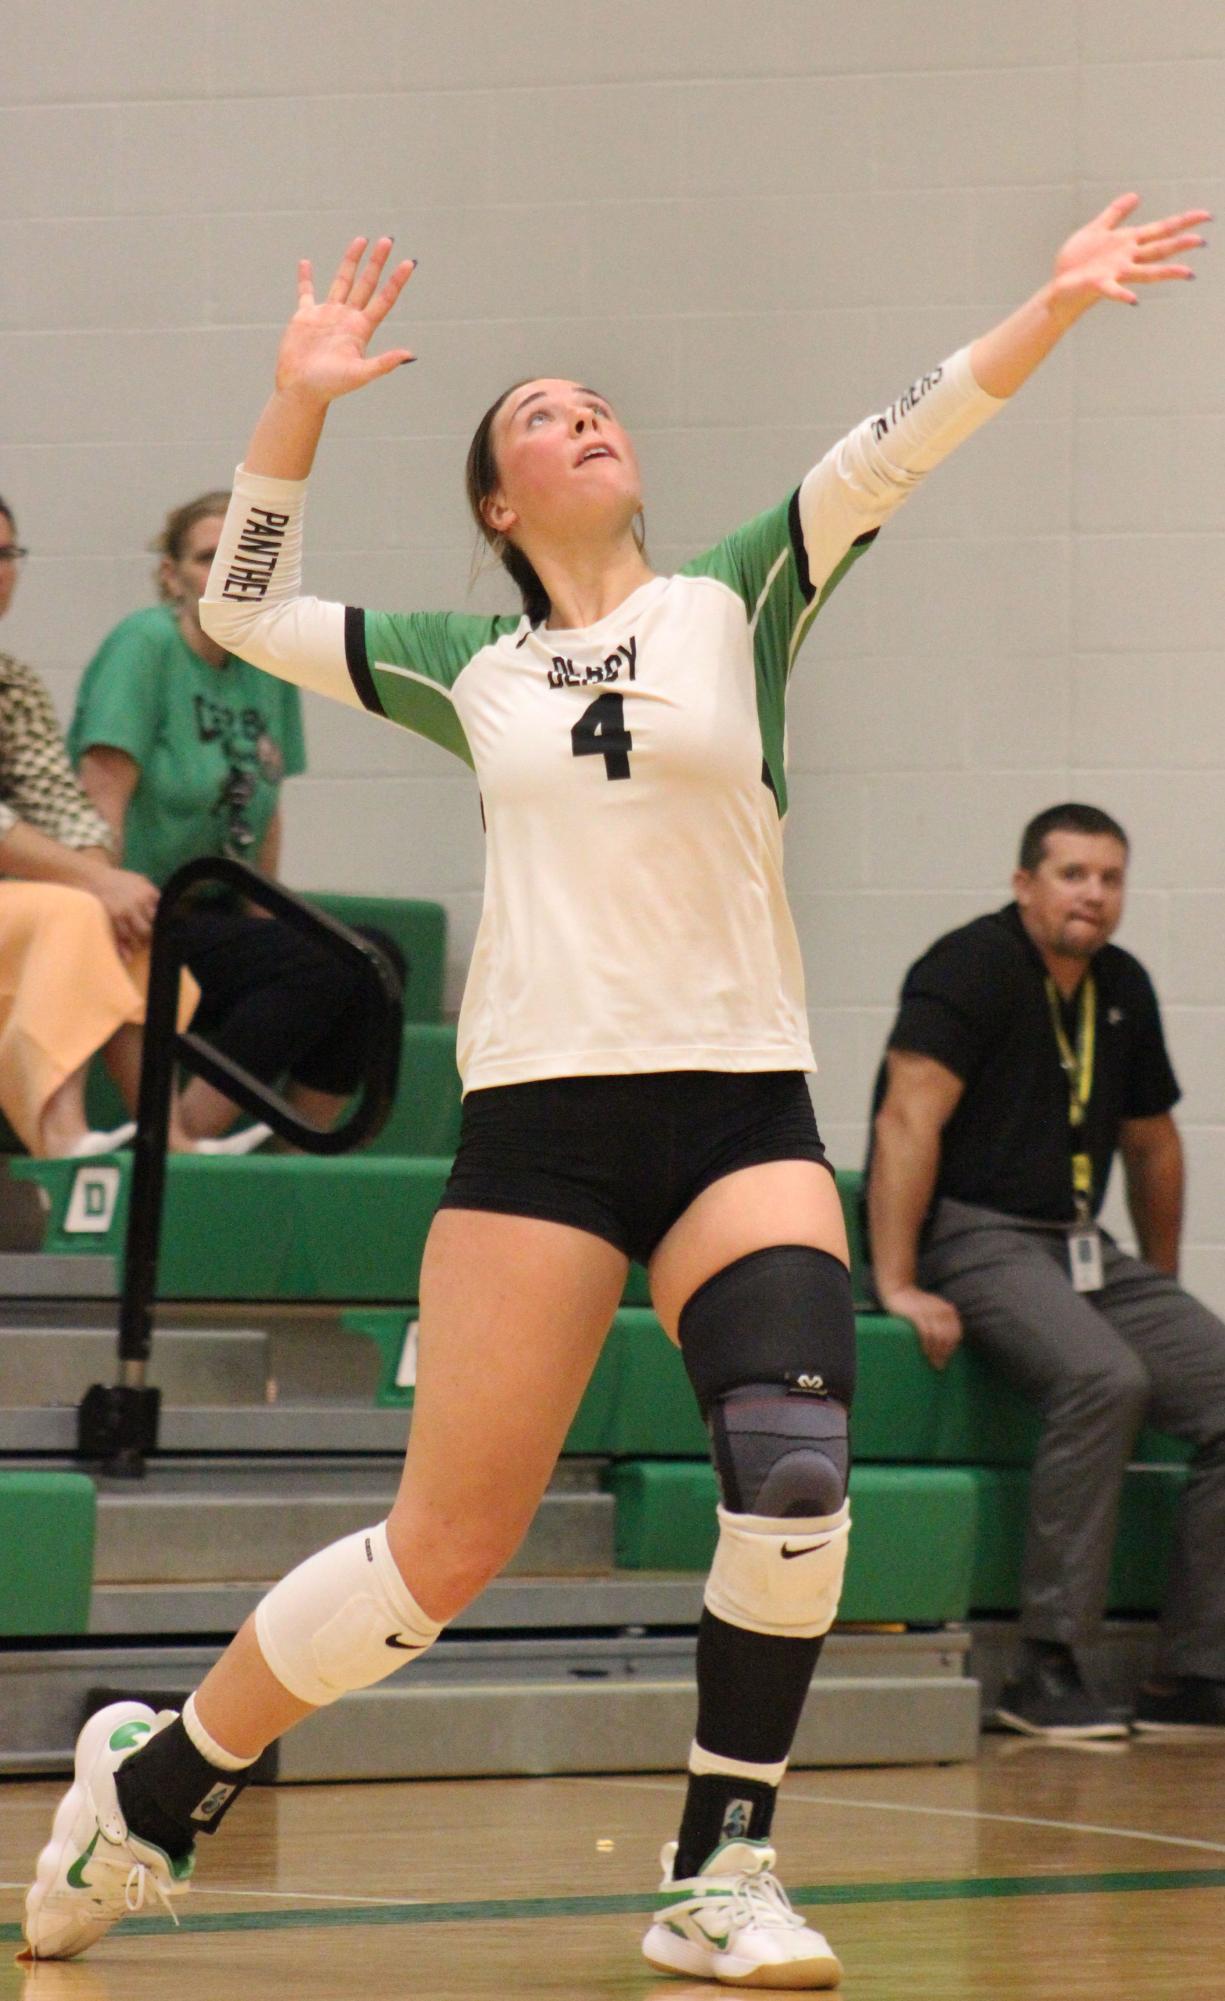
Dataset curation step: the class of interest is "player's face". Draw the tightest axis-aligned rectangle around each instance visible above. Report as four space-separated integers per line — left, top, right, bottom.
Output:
161 515 225 618
486 379 642 546
1014 831 1128 961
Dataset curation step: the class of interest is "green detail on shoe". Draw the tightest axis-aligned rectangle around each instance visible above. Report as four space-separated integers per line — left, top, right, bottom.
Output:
108 1721 151 1752
170 1850 196 1882
66 1832 100 1890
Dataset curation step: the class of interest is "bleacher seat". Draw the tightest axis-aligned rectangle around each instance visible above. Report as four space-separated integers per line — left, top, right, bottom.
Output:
0 1472 96 1636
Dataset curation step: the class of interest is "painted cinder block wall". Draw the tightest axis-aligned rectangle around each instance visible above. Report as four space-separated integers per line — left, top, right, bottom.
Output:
2 1 1222 1301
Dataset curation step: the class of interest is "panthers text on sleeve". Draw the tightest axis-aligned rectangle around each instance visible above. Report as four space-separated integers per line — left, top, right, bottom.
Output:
201 347 1003 1092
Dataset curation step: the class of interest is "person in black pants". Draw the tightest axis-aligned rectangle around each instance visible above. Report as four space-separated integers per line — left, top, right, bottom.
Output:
868 803 1225 1739
173 900 405 1141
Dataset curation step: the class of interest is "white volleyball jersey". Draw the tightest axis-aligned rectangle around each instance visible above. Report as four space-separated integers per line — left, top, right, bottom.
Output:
202 346 1002 1092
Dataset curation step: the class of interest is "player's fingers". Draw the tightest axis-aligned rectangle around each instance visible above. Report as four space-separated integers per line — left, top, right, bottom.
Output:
358 348 416 385
1132 263 1197 284
366 259 417 328
1136 207 1212 243
296 259 315 309
1133 232 1206 263
326 236 369 305
1093 191 1141 231
1101 278 1140 305
349 236 394 312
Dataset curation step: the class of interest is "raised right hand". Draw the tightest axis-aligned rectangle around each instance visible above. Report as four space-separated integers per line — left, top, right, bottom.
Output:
94 867 159 956
275 236 417 406
879 1283 964 1371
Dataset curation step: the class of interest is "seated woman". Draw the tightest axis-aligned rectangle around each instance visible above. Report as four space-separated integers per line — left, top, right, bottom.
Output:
70 491 390 1148
0 492 195 1157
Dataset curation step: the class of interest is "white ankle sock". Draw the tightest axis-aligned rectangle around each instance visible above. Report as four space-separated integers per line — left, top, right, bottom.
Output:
182 1692 258 1772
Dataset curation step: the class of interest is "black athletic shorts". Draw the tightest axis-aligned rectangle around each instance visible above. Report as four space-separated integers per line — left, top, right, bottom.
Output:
437 1070 831 1267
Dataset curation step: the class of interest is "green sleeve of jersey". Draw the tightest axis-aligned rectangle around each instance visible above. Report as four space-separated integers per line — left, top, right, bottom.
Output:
683 496 874 816
354 608 518 769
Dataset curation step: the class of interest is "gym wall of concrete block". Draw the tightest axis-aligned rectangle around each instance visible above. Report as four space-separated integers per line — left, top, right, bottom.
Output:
2 1 1222 1304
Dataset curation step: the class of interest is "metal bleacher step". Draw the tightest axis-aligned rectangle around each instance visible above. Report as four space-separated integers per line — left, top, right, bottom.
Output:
1 1400 412 1454
85 1571 710 1640
1 1628 978 1778
0 1325 269 1407
0 1251 115 1300
17 1455 615 1587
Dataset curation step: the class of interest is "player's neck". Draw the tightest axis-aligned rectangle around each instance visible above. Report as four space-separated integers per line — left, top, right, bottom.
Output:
537 538 655 633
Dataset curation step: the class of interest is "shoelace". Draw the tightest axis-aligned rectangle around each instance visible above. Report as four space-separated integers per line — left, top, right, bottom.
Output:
124 1864 182 1927
723 1869 807 1934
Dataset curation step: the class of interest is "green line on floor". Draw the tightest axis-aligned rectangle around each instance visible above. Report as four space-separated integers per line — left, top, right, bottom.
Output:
5 1866 1225 1943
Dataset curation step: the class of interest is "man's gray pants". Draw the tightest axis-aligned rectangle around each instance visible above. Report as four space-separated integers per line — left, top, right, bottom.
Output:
918 1199 1225 1676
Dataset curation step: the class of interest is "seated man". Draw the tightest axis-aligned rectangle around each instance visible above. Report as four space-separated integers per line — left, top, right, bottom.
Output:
866 801 1225 1738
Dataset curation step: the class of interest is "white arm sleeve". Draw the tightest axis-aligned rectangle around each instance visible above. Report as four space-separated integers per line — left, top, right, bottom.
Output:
199 466 363 708
797 346 1005 595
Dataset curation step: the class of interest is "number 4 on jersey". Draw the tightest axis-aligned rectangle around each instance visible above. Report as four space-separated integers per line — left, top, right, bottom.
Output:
571 692 633 781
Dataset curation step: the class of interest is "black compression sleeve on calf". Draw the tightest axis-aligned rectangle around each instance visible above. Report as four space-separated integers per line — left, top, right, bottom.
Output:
674 1612 825 1877
696 1608 824 1765
116 1717 250 1855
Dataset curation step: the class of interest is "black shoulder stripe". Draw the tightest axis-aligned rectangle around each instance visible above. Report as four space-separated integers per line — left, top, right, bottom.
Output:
344 605 383 714
761 757 780 813
787 489 815 603
853 526 881 549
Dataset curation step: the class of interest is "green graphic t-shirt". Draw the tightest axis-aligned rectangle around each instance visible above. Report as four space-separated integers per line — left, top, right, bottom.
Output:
69 605 306 885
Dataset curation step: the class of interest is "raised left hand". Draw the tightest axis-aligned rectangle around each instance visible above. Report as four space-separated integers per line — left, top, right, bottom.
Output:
1051 193 1210 310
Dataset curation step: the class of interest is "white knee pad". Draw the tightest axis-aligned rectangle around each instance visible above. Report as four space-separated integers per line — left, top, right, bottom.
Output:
254 1521 443 1708
704 1501 851 1641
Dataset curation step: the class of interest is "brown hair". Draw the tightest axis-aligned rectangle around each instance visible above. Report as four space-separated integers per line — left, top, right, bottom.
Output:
0 494 15 538
152 490 231 602
1018 803 1129 873
464 381 644 627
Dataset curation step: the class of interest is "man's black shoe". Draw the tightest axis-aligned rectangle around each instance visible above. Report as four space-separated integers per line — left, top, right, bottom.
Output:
1133 1676 1225 1736
994 1643 1129 1740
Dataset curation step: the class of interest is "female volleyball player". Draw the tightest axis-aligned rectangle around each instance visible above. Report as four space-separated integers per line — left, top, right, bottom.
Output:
24 193 1208 1989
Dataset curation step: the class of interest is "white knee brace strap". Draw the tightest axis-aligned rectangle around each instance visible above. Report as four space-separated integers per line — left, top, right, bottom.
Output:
704 1501 851 1641
255 1521 443 1708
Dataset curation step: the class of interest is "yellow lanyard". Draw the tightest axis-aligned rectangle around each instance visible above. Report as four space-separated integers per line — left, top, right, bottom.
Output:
1045 973 1096 1218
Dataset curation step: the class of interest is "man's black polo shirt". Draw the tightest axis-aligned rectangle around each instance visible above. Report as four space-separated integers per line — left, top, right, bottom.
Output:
868 902 1180 1223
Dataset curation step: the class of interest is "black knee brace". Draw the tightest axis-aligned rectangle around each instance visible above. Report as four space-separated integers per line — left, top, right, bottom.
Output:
678 1245 856 1518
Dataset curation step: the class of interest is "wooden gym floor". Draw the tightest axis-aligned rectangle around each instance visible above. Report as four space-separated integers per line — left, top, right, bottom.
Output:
2 1736 1223 1999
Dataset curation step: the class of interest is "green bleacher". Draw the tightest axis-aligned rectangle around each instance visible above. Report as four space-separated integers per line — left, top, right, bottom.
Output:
6 895 1185 1632
0 1472 96 1637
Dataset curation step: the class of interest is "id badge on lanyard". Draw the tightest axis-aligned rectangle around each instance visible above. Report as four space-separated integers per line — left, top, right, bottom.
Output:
1046 975 1104 1292
1068 1153 1104 1291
